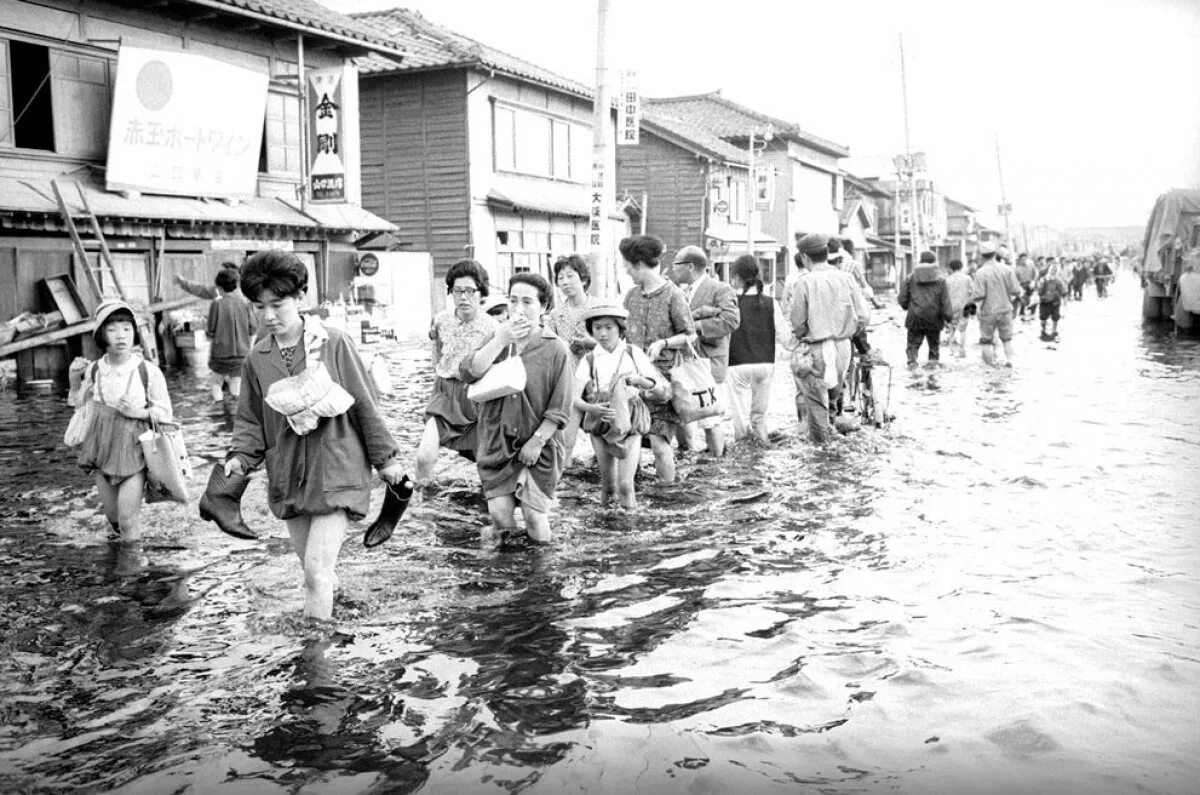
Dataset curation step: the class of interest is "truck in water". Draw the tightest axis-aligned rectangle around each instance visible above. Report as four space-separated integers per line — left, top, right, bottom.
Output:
1139 189 1200 330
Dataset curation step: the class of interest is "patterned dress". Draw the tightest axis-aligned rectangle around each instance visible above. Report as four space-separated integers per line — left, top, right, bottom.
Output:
623 280 695 438
426 309 497 456
546 295 601 359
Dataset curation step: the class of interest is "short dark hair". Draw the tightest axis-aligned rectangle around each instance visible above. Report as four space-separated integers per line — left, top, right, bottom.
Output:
553 254 591 289
215 268 240 293
949 258 964 272
96 309 139 350
220 261 239 271
240 250 308 302
444 259 489 297
618 235 663 269
920 251 937 264
509 272 552 307
827 238 842 254
840 238 855 255
584 315 627 337
803 248 828 264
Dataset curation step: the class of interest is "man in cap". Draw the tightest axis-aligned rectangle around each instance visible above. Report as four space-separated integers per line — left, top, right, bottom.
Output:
788 233 870 443
971 241 1021 366
670 245 740 456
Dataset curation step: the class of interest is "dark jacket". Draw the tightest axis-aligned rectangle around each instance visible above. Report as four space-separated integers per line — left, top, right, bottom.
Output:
898 265 954 331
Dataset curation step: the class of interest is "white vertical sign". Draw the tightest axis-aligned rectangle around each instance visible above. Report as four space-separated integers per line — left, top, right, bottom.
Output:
590 157 605 246
617 70 639 146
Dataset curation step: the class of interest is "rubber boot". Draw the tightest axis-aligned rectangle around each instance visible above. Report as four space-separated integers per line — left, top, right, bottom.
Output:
363 475 414 548
199 463 258 540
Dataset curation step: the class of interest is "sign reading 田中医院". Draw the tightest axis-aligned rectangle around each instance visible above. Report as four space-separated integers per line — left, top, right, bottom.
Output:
308 68 346 203
618 70 640 146
106 46 267 198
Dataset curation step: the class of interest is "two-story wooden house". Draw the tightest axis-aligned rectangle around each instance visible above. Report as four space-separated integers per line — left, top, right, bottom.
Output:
645 91 849 281
0 0 400 388
352 8 634 311
615 108 760 280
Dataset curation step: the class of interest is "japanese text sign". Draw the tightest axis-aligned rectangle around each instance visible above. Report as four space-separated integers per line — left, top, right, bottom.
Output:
618 70 639 146
307 68 346 203
106 46 267 198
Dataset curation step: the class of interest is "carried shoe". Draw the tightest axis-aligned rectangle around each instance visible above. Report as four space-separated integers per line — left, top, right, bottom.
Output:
363 475 414 548
199 464 259 540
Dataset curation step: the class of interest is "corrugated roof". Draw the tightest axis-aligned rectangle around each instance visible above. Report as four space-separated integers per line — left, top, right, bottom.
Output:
646 92 849 158
352 8 590 97
184 0 406 56
0 175 395 232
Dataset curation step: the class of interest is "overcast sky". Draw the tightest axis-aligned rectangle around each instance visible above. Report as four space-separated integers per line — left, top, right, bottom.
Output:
323 0 1200 230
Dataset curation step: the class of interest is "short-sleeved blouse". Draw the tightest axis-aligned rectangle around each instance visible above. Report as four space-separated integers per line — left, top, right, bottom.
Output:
431 309 497 379
622 280 695 370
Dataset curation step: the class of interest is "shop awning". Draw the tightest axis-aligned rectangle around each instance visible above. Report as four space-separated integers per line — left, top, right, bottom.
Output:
486 180 590 219
865 235 911 254
0 175 396 235
704 227 780 258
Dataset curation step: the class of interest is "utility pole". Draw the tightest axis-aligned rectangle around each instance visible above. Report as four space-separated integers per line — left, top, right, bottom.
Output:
995 132 1012 249
589 0 615 297
898 35 921 272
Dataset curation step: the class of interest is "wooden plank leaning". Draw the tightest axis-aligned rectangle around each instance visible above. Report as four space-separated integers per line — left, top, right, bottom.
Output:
50 179 103 303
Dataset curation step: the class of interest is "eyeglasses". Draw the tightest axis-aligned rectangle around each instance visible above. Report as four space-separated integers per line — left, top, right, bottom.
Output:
451 287 479 298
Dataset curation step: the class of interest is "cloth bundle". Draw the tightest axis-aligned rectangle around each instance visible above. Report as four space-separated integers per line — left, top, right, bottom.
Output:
265 360 355 435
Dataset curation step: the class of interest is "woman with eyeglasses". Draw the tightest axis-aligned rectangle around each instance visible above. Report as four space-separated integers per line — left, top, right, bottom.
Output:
414 259 498 485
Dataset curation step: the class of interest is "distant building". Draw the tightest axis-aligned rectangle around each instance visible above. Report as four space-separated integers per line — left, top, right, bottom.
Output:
645 91 849 285
615 108 755 281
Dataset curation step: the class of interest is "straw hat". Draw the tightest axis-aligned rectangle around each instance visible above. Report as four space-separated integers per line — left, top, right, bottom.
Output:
581 303 629 322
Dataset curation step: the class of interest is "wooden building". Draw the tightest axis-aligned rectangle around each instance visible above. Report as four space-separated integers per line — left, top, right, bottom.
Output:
645 91 850 279
616 109 763 281
352 9 632 311
0 0 400 389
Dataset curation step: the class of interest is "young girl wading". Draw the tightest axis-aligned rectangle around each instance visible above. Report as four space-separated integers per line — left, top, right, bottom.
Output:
68 300 174 543
573 304 659 509
224 251 407 621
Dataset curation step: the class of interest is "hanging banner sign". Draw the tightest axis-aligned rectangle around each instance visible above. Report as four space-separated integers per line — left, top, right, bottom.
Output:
617 70 640 146
754 166 775 212
308 68 347 203
106 46 267 198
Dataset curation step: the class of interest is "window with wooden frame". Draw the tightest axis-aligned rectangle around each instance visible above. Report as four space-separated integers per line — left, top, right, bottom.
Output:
0 37 112 158
493 101 588 182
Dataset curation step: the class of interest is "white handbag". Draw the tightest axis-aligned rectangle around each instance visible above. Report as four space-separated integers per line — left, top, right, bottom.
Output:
467 346 526 402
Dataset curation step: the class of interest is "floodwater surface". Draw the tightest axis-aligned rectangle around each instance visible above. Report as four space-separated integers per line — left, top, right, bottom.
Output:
0 277 1197 794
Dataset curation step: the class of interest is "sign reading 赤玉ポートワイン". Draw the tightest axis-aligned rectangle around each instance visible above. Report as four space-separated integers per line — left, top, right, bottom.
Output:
105 46 267 198
308 68 346 203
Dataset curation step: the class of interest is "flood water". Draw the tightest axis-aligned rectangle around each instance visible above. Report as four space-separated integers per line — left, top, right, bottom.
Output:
1 277 1197 794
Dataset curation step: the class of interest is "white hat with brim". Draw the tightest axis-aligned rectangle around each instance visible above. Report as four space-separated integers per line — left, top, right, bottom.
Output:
581 303 629 322
92 299 140 348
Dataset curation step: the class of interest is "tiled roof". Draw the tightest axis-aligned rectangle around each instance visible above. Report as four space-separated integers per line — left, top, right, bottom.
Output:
646 91 849 158
185 0 406 56
352 8 590 98
639 108 749 166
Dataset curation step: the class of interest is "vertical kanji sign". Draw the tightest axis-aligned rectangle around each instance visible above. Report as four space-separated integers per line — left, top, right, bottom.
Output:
308 68 346 203
590 157 605 247
618 70 639 146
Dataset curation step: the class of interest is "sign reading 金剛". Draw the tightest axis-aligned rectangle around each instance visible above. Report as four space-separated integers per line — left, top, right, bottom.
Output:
617 70 639 146
106 46 267 198
308 68 346 203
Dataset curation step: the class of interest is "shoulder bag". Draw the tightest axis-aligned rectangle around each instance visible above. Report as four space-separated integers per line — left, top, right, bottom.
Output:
467 344 526 402
670 342 722 423
63 362 98 448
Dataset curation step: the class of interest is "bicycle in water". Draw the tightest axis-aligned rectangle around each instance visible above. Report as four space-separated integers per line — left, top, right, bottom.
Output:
844 346 892 428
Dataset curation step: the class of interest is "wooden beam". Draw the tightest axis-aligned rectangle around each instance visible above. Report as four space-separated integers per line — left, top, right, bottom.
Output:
0 296 202 358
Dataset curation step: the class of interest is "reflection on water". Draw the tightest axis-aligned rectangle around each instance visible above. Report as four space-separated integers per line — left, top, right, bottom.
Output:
1 281 1198 794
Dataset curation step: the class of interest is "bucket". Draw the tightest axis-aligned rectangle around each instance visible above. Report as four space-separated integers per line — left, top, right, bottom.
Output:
182 348 210 373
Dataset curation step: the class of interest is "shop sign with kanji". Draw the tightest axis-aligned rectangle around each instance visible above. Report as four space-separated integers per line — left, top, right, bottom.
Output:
307 68 346 203
617 70 639 146
106 46 267 198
